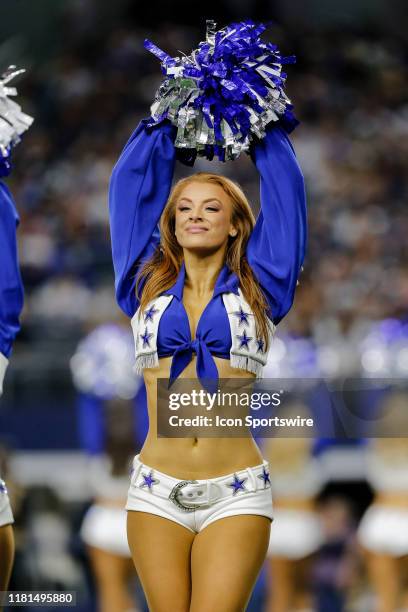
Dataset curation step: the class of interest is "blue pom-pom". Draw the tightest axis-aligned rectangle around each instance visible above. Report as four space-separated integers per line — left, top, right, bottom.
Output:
145 20 299 161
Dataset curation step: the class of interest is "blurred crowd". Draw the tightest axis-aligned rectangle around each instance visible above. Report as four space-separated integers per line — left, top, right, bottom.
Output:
0 3 407 612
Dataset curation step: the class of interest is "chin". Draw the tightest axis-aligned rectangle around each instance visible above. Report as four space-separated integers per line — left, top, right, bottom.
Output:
177 233 227 253
181 234 214 248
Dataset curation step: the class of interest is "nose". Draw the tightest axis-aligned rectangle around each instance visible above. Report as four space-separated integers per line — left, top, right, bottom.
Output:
188 210 203 221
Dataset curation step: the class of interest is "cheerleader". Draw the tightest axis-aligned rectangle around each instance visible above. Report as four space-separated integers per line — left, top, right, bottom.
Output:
262 404 323 612
70 323 147 612
0 65 33 599
109 21 307 611
0 179 22 594
357 427 408 611
356 319 408 612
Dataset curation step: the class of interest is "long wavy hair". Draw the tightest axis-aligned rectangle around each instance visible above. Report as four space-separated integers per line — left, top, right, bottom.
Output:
135 172 272 351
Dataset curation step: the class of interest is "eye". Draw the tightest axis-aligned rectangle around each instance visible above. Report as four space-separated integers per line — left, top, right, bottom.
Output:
206 206 219 211
178 206 190 211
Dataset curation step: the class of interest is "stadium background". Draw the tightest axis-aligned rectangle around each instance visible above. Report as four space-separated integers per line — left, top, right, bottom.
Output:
0 0 407 610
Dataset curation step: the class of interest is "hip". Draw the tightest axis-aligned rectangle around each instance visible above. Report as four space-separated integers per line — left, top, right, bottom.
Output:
126 453 273 534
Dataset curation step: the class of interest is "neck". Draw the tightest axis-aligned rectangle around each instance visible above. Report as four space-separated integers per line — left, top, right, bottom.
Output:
183 249 226 297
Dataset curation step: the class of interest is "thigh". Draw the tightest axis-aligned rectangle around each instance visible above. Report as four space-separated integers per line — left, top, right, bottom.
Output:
190 515 271 612
364 550 399 606
0 524 14 591
398 555 408 610
127 510 195 612
87 546 135 612
265 557 293 612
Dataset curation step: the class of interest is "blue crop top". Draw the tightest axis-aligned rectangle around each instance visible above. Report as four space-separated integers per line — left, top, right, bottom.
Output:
108 119 307 389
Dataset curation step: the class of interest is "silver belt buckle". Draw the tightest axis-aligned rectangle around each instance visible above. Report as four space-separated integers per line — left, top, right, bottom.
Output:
169 480 199 512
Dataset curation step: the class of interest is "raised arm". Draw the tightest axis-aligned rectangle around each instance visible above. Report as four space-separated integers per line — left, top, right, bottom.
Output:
108 119 177 317
246 126 307 326
0 182 24 395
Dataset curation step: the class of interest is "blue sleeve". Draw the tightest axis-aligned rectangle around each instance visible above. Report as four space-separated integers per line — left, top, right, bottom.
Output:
0 181 24 358
246 126 307 325
108 119 177 317
76 393 106 455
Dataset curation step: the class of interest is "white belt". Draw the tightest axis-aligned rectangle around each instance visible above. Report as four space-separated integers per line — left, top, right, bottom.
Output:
130 455 271 513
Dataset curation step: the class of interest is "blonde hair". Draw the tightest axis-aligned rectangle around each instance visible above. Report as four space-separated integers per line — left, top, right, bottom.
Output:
136 172 271 351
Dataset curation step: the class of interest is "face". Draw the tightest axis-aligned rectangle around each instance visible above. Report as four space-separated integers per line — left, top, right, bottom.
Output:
174 181 237 253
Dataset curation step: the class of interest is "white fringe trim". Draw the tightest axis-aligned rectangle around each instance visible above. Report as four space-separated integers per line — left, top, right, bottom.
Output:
230 353 265 379
133 351 159 374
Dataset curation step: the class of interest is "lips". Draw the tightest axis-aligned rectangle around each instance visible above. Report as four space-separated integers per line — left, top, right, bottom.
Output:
185 226 208 233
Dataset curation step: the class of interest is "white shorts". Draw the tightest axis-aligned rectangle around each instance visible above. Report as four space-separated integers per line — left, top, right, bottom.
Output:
267 508 323 559
0 479 14 527
358 504 408 557
80 504 130 557
126 454 274 534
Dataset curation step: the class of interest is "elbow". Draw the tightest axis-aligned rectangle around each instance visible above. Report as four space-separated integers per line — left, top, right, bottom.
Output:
272 267 302 326
273 290 296 326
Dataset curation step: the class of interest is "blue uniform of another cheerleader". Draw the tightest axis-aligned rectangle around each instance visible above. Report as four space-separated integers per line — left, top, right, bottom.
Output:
0 180 24 526
0 181 24 393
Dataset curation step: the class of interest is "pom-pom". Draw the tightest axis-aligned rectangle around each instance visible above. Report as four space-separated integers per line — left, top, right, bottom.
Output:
70 324 143 400
145 20 299 162
0 65 34 176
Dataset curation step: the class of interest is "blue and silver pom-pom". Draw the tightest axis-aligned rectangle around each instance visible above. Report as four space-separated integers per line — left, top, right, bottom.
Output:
0 65 34 176
70 324 143 400
145 20 299 162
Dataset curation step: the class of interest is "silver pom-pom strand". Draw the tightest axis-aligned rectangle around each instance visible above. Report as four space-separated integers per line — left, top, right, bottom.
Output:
0 65 34 159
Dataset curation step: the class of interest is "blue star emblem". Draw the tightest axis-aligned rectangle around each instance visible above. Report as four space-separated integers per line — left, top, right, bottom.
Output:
236 329 252 350
139 470 159 490
140 326 154 348
256 338 264 353
257 467 271 488
227 473 248 496
144 305 159 323
233 307 250 326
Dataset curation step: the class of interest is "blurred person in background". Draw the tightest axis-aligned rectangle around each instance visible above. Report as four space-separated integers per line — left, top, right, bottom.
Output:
357 419 408 610
312 495 359 612
21 486 85 594
71 322 147 612
262 404 324 612
355 320 408 611
0 66 33 603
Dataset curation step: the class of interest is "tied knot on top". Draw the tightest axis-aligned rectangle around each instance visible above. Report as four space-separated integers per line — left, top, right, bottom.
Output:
189 337 200 353
169 333 219 393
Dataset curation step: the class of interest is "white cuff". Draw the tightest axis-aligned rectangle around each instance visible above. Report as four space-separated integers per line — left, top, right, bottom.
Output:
0 353 9 397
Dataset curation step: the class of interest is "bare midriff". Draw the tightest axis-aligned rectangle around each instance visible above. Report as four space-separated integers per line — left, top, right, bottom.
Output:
374 492 408 507
273 498 316 511
94 497 127 508
139 355 264 479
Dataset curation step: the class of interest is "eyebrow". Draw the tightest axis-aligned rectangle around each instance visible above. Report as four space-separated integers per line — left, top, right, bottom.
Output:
177 197 222 204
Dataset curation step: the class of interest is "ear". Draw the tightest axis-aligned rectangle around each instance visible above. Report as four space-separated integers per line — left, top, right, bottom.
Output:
229 226 238 237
